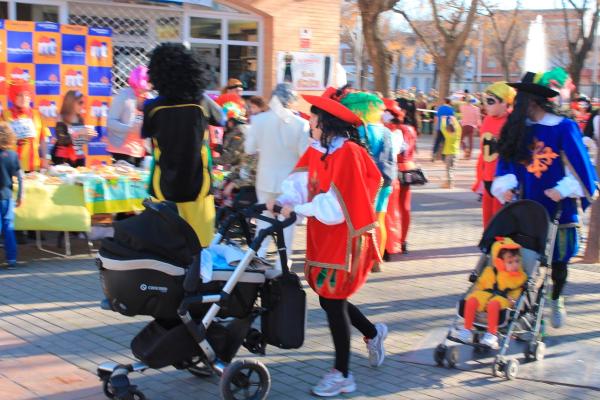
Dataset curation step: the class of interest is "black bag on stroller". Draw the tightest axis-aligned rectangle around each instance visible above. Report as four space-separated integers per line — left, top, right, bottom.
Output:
261 268 306 349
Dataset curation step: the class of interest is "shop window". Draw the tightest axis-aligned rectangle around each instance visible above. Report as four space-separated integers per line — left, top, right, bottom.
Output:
191 43 221 90
228 20 257 41
228 45 257 91
190 17 221 40
17 3 59 22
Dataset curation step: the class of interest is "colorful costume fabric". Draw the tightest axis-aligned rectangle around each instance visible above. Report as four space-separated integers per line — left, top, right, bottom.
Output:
463 238 527 334
4 108 49 172
281 139 382 299
385 122 417 254
467 238 527 312
493 115 598 262
476 114 508 227
142 96 215 246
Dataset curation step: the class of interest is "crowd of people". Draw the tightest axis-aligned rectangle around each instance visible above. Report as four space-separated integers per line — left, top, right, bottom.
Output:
0 42 598 397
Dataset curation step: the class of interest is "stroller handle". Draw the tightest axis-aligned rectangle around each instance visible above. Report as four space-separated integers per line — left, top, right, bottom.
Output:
246 203 297 229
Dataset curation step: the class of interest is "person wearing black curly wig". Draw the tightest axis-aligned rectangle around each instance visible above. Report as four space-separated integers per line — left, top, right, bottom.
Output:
491 71 598 329
142 43 223 246
267 95 388 397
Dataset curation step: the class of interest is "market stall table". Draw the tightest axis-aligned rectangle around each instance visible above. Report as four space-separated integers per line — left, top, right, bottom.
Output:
15 170 149 257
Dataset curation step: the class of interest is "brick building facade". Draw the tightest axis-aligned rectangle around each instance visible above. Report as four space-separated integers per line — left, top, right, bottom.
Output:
0 0 341 97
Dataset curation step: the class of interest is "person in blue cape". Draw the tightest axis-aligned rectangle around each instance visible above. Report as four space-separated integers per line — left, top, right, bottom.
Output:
491 69 599 329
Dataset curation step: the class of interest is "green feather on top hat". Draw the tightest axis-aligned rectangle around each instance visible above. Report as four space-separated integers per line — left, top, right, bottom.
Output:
340 92 384 123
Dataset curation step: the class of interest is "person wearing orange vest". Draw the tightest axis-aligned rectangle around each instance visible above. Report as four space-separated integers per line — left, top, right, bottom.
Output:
473 82 516 227
4 80 49 172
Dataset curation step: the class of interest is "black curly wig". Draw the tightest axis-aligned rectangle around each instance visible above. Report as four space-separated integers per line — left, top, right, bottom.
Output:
310 105 364 160
148 43 205 103
498 91 564 164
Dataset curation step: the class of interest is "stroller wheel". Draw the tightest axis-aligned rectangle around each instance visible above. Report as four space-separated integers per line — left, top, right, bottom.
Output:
433 344 446 367
445 346 459 368
220 359 271 400
533 341 546 361
505 359 519 380
492 359 503 377
102 378 115 399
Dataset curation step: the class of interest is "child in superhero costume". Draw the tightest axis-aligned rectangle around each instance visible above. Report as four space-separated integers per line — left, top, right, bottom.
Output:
455 237 527 349
473 82 516 227
492 69 598 329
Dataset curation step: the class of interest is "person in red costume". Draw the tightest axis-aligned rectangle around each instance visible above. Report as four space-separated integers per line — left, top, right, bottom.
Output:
268 92 388 397
4 80 49 172
382 98 417 258
473 82 516 227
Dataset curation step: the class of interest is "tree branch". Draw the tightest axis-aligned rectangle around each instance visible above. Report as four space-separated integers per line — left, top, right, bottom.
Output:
394 8 440 58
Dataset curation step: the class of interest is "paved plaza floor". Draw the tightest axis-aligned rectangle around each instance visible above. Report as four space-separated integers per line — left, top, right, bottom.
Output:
1 136 600 400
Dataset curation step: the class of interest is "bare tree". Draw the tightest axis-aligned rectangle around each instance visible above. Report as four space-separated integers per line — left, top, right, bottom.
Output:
395 0 479 103
341 1 366 89
482 1 527 81
561 0 600 90
357 0 397 96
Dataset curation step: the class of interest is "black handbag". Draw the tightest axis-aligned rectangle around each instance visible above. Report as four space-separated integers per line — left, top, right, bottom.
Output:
260 232 306 349
399 168 428 186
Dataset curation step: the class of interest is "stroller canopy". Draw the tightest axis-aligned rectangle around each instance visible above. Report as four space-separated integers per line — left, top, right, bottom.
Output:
108 200 201 266
479 200 549 254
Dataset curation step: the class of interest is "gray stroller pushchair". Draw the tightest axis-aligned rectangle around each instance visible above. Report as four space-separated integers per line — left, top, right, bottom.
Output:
434 200 561 380
96 200 305 400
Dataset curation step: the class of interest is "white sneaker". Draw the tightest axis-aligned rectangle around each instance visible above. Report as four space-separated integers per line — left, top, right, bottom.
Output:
312 370 356 397
365 323 388 367
551 297 567 328
455 327 473 343
480 332 499 349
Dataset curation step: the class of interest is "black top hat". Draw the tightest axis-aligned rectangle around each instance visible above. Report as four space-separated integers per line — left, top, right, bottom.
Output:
507 71 559 98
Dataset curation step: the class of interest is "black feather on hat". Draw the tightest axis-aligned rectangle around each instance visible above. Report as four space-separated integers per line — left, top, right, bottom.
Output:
508 71 559 98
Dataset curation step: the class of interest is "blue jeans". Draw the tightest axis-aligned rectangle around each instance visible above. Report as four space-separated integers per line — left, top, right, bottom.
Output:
0 199 17 264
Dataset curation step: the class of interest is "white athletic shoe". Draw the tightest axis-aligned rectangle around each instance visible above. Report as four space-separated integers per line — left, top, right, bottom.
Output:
365 322 388 367
480 332 499 349
312 370 356 397
455 327 473 343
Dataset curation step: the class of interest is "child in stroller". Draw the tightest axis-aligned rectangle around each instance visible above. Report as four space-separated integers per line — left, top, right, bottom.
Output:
455 237 527 349
96 199 305 400
435 200 560 380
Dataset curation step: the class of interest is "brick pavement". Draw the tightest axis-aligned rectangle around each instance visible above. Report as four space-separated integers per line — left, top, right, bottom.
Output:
1 135 599 399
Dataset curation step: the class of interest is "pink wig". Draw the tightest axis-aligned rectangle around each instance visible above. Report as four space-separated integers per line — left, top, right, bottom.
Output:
128 66 149 94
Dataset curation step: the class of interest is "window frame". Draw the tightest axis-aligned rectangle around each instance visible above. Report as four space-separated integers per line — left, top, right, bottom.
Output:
9 0 67 23
184 7 263 96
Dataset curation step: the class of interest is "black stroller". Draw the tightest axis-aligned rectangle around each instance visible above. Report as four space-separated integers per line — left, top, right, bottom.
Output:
434 200 560 380
96 199 306 400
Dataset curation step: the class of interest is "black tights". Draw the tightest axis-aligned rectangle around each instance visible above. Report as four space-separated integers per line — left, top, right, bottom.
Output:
551 261 568 300
319 297 378 377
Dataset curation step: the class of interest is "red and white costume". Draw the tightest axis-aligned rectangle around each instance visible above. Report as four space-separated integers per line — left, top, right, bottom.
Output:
278 137 382 299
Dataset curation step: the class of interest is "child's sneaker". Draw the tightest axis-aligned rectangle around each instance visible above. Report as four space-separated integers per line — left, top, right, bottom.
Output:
480 332 499 349
312 370 356 397
455 327 473 343
365 323 388 367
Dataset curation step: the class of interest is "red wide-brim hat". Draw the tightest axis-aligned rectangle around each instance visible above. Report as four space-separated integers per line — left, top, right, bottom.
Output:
302 94 362 126
383 98 403 118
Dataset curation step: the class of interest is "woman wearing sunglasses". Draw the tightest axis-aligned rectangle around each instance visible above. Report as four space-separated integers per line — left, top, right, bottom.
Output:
52 90 97 167
473 82 516 228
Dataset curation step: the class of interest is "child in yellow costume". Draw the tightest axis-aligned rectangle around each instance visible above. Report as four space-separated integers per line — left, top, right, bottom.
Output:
456 237 527 349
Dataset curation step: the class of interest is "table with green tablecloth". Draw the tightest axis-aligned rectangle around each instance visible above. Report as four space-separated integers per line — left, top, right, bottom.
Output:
15 173 149 256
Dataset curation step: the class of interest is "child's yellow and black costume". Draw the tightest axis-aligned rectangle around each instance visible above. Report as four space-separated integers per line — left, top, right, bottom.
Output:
142 43 224 247
467 237 527 311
